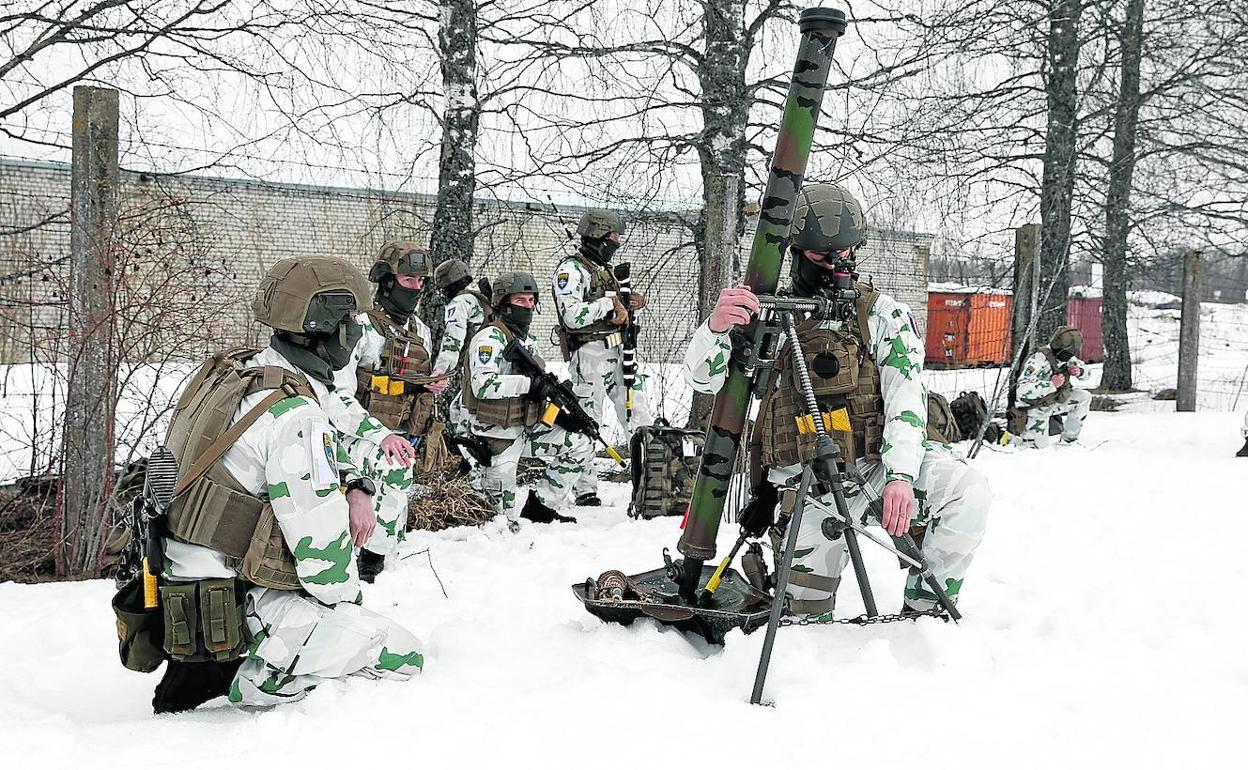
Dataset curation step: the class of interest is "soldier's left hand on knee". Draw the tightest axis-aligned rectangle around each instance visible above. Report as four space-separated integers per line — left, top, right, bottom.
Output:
882 479 915 537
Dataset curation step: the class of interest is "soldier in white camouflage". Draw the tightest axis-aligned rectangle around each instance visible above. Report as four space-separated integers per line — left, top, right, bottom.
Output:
684 184 990 616
1016 325 1091 448
1238 411 1248 457
463 271 593 530
156 257 422 712
431 258 492 440
552 210 652 506
330 242 449 582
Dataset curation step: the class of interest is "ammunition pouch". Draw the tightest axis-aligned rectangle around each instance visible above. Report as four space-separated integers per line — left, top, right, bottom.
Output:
112 576 166 673
159 578 248 663
356 371 437 436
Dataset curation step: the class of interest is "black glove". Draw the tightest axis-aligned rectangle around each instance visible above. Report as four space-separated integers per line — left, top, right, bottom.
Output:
526 374 553 402
737 482 779 538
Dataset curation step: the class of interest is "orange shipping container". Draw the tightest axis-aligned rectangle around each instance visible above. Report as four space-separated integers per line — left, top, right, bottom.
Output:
925 291 1013 368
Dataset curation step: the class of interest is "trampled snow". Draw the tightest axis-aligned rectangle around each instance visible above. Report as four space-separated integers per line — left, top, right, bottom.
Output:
2 409 1245 768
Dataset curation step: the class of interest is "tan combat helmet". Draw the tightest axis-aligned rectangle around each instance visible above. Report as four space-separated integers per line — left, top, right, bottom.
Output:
369 241 431 282
1049 325 1083 358
491 271 540 309
790 183 868 252
434 258 472 291
576 209 626 240
252 257 370 334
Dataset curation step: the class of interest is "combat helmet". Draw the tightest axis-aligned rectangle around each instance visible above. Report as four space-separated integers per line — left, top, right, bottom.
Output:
576 210 626 240
434 258 472 291
789 183 867 253
1049 325 1083 360
369 241 431 283
491 271 541 308
252 256 370 335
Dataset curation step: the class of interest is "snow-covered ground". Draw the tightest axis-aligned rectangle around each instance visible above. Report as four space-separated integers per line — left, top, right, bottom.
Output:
2 409 1246 768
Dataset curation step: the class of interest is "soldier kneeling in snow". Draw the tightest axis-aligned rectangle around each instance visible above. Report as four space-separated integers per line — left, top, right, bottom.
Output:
1016 326 1092 448
684 183 990 616
151 257 423 712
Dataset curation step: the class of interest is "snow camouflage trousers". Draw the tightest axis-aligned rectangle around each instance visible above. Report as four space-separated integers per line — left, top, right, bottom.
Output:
339 435 415 557
473 424 592 521
569 340 652 496
229 586 423 707
1021 387 1091 448
768 447 990 614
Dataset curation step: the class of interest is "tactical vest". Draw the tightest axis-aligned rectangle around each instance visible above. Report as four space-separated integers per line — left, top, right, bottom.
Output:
164 348 316 592
354 308 436 435
461 321 543 429
752 285 886 468
555 253 621 349
460 288 494 337
1022 347 1072 408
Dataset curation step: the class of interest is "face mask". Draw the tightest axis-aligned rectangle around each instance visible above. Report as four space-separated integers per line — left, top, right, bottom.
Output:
318 320 362 370
500 304 534 337
582 237 620 265
379 278 422 320
1054 347 1075 362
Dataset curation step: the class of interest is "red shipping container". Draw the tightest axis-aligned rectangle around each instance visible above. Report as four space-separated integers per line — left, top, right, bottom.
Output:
1065 296 1104 362
925 291 1013 367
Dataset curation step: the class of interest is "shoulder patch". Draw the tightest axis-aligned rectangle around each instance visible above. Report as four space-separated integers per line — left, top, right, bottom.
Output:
556 272 571 292
478 344 494 364
309 422 338 485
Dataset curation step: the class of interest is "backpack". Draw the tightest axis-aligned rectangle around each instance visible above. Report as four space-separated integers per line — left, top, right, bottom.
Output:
950 390 1003 444
925 391 961 444
628 419 704 519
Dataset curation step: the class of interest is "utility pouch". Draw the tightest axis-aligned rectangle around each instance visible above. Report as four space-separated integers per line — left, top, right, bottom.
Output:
794 329 859 396
405 389 436 436
112 576 166 673
160 582 200 660
239 503 301 591
160 578 248 662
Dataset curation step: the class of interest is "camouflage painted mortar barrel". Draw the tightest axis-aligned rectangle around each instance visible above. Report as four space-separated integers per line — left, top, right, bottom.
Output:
677 7 847 594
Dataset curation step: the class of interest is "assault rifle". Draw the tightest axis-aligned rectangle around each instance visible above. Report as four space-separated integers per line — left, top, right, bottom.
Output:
501 338 626 466
613 262 640 420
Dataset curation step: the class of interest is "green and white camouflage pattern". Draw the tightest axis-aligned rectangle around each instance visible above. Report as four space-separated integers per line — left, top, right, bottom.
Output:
685 292 930 483
684 290 990 613
434 289 488 375
1017 350 1091 447
328 312 431 557
553 256 652 496
464 324 592 521
161 345 422 707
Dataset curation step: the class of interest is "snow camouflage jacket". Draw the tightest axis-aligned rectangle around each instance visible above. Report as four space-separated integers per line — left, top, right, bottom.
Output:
341 309 439 435
683 291 929 483
433 289 489 375
164 346 363 605
1017 348 1088 407
464 322 544 440
552 254 620 343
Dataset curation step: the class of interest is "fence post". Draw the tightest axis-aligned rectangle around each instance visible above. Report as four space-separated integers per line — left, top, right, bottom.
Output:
60 85 119 577
1176 249 1202 412
1009 223 1041 415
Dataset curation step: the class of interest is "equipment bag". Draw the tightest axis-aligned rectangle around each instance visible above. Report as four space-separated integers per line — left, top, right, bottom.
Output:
628 419 704 519
112 575 166 673
926 391 961 444
950 390 1004 444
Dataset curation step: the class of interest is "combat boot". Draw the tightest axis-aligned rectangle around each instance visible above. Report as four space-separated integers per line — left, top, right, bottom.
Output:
1237 438 1248 458
520 494 577 524
153 659 243 714
574 492 602 507
357 549 386 583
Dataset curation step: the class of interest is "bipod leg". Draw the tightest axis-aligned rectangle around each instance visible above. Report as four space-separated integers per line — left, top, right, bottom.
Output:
750 467 814 705
813 445 878 618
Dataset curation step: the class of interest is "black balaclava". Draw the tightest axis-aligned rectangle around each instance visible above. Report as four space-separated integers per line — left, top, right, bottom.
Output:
791 247 858 299
442 276 472 301
1054 346 1076 362
377 276 422 323
580 236 620 266
499 301 535 337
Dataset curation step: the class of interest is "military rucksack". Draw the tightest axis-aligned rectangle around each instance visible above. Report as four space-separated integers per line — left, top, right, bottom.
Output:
628 419 704 519
925 391 961 444
949 390 1005 445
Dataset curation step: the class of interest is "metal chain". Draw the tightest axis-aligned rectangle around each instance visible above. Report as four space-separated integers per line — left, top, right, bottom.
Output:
778 608 948 627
